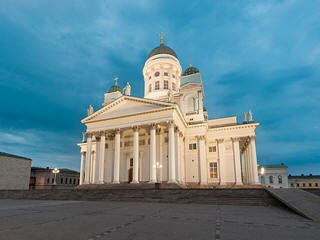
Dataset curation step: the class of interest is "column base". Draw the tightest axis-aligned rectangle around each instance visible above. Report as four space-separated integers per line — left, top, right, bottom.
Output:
98 180 105 184
220 182 227 185
235 182 243 185
83 181 89 185
168 180 177 184
200 182 208 185
131 180 139 184
148 180 157 184
112 181 120 184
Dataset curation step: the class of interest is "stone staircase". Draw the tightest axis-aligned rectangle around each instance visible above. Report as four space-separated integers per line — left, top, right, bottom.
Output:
0 188 279 206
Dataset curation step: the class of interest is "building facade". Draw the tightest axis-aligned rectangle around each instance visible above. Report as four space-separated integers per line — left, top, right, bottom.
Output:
0 152 31 190
78 36 260 187
29 167 80 189
258 164 289 188
289 174 320 188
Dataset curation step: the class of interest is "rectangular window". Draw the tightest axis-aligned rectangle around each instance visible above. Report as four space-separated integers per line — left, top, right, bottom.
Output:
149 84 152 92
51 178 54 184
105 143 108 149
210 162 218 178
130 158 133 167
303 183 306 187
65 178 68 184
172 82 176 91
297 183 300 187
61 178 63 184
155 81 160 90
164 72 169 76
309 183 312 187
291 183 294 187
164 80 168 89
189 143 197 150
209 146 216 152
315 183 318 187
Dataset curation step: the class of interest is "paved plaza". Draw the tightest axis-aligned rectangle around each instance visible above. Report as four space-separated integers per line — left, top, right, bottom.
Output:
0 200 319 240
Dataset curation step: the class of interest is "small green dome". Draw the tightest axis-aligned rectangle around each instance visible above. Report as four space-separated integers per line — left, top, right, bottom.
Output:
183 66 200 76
147 43 178 60
108 85 122 93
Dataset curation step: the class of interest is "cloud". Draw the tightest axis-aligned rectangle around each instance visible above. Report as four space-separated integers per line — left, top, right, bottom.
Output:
0 0 319 173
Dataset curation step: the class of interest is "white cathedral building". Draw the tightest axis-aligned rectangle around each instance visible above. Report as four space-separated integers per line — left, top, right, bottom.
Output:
78 36 260 187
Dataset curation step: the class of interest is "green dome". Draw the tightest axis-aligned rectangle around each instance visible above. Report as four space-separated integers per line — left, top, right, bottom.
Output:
147 43 178 59
108 85 122 93
182 66 200 76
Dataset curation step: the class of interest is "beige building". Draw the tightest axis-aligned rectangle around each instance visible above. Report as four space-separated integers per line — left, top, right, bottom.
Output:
30 167 80 189
258 164 289 188
0 152 31 190
289 174 320 188
78 36 260 187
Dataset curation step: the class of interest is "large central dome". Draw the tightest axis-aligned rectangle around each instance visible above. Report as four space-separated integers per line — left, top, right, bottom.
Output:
147 42 178 59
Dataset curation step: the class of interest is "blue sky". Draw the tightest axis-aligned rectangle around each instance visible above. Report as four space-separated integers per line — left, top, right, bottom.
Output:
0 0 319 174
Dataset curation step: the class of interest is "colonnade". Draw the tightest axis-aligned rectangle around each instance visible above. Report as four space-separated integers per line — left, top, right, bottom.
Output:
79 121 184 185
240 136 259 184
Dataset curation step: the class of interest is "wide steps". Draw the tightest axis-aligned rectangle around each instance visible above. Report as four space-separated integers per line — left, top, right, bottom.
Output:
0 189 278 206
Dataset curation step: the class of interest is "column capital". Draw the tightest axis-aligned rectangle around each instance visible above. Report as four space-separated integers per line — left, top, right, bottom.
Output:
231 137 241 142
196 135 205 140
114 128 120 134
156 127 162 135
179 132 183 138
150 123 156 130
167 120 174 127
216 138 224 143
249 135 256 140
99 130 106 137
86 132 93 138
132 126 139 132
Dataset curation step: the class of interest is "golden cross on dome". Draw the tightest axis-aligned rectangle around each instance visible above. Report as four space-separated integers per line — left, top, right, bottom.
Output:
189 57 192 67
114 77 118 86
160 32 165 44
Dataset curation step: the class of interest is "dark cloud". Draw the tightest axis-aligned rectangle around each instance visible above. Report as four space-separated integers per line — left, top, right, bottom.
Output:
0 0 319 174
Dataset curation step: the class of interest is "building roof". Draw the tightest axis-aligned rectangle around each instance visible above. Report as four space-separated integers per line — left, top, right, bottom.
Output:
0 152 32 161
258 164 288 169
147 43 178 59
108 85 122 94
288 174 320 179
180 72 202 87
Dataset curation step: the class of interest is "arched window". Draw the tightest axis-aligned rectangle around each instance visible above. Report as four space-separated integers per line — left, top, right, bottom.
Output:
186 96 196 112
155 72 160 77
172 82 176 91
155 81 160 90
164 80 168 89
278 175 283 184
269 175 274 184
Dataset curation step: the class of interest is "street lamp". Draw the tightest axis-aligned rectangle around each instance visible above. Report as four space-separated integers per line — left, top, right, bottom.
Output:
153 162 163 183
260 167 265 185
52 168 60 185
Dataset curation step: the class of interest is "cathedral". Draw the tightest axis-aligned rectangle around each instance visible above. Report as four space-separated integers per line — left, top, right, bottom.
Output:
78 36 260 187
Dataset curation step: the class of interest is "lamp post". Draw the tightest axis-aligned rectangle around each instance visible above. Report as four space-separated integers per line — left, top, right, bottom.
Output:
153 162 163 183
52 168 60 185
260 167 265 184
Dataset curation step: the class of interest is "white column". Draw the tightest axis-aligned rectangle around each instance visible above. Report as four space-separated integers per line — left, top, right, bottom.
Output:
132 127 139 184
180 137 185 183
175 128 181 183
241 150 246 184
168 121 176 183
246 144 252 184
250 136 259 184
232 138 242 185
149 124 157 183
113 129 120 184
80 151 85 185
91 149 97 184
84 134 92 184
156 128 163 183
98 132 106 184
217 139 226 185
199 136 208 185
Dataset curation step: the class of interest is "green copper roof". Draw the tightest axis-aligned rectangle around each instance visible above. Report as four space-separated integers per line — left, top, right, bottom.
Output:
108 85 122 94
183 66 200 76
147 43 178 59
181 72 202 87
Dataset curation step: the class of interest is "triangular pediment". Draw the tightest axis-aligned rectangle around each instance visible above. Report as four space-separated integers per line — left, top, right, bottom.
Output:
82 96 174 123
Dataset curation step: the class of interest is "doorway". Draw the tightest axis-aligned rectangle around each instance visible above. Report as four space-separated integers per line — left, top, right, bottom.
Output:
128 158 133 182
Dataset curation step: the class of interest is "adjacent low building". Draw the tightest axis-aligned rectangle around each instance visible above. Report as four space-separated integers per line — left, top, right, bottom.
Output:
288 174 320 188
0 152 32 190
30 167 80 189
258 163 289 188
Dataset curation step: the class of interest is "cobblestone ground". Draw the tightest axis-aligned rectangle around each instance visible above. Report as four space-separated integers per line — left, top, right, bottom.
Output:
0 200 319 240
